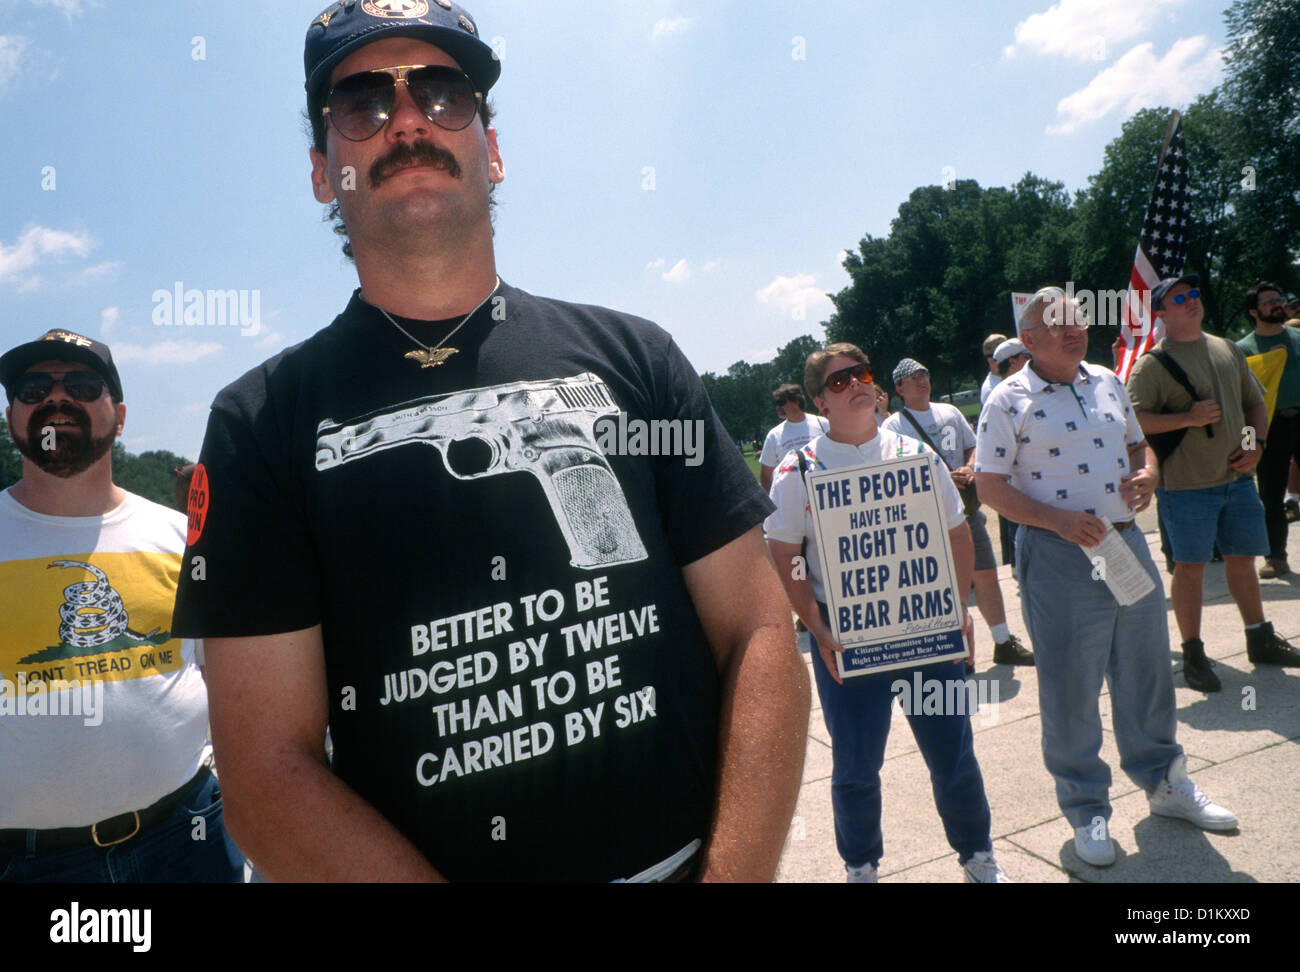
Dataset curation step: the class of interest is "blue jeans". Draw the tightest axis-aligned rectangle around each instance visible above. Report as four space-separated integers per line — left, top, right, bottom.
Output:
1016 525 1182 828
0 768 244 883
809 604 993 869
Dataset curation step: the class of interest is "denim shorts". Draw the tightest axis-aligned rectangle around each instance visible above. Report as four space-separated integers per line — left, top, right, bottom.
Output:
1157 475 1268 564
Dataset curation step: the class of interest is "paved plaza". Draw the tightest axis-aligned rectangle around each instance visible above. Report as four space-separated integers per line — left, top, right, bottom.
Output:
777 507 1300 883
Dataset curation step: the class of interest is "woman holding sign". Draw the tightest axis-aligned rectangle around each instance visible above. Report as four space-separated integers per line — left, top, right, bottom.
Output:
765 343 1009 884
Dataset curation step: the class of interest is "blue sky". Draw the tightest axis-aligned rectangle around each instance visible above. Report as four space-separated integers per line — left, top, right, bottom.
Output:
1 0 1228 458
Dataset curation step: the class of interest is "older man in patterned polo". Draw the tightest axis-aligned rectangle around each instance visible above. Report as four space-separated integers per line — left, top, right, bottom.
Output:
973 287 1236 870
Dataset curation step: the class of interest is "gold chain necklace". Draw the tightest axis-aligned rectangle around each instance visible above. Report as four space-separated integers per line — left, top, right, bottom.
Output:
377 277 500 369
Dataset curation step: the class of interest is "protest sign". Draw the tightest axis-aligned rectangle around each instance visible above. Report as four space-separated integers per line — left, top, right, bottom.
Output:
806 454 966 679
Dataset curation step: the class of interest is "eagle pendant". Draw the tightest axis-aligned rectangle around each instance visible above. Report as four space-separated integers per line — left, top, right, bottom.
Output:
404 347 460 369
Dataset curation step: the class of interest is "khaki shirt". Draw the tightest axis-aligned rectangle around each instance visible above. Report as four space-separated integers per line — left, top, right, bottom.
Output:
1126 334 1264 491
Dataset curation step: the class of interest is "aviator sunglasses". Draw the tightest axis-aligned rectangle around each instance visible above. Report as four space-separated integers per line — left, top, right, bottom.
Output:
14 371 107 404
823 363 873 394
323 64 483 141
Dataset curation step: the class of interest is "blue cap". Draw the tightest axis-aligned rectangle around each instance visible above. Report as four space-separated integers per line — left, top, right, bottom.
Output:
1151 274 1199 311
305 0 501 119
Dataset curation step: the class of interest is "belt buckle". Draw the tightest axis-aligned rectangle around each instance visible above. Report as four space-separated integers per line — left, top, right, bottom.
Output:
92 812 141 848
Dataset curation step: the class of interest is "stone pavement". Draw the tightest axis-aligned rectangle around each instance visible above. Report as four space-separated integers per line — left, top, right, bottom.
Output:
776 507 1300 883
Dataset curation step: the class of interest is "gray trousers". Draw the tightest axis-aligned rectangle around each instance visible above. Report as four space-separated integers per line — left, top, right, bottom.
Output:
1016 525 1182 828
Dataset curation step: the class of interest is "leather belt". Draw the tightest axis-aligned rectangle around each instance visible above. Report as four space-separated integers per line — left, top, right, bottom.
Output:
1114 520 1135 532
0 762 212 855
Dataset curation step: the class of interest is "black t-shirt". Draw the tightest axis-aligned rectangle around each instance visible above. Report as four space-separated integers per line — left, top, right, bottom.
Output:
172 281 771 881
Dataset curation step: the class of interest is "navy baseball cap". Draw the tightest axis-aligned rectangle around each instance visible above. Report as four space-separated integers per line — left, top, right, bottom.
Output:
305 0 501 121
1151 274 1200 311
0 330 123 404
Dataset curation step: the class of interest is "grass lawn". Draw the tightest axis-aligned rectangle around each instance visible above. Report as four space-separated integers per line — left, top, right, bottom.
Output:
744 452 761 482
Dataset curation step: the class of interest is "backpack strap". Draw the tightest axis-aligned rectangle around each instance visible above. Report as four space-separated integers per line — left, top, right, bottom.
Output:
1149 348 1214 439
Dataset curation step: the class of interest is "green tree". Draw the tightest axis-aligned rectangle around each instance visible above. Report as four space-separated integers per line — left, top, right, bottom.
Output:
114 448 193 509
1220 0 1300 287
0 417 22 491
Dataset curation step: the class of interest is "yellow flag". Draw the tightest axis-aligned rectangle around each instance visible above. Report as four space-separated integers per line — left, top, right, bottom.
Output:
1246 347 1287 423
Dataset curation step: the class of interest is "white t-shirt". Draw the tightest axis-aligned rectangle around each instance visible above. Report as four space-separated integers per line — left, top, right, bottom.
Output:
0 489 209 828
973 362 1144 525
980 372 1001 405
760 415 829 467
764 430 965 602
880 403 976 471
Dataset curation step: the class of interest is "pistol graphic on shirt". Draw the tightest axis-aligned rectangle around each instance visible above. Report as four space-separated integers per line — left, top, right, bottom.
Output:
314 373 649 570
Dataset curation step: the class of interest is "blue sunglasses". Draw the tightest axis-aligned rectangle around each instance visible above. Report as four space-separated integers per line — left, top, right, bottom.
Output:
1170 289 1200 305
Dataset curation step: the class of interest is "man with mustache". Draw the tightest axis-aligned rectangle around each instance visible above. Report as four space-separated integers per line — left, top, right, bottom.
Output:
0 330 239 883
171 1 807 882
975 287 1236 869
1236 280 1300 579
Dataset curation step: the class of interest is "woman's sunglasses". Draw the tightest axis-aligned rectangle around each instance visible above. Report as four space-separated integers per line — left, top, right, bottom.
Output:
823 363 873 394
323 64 483 142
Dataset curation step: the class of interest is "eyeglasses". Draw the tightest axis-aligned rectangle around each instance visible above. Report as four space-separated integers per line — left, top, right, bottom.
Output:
823 363 873 394
323 64 483 142
14 371 107 404
1170 289 1200 306
1259 296 1285 308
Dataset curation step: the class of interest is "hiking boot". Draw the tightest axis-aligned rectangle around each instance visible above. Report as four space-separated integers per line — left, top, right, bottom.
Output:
1180 639 1221 693
1259 557 1290 579
992 634 1035 666
1148 756 1238 831
1246 622 1300 666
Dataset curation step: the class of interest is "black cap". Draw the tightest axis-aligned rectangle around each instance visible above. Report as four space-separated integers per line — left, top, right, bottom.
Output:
0 330 123 404
305 0 501 121
1151 274 1200 311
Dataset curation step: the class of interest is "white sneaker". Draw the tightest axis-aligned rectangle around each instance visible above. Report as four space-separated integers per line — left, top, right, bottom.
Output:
845 862 878 883
1148 756 1238 831
962 850 1011 883
1073 820 1116 867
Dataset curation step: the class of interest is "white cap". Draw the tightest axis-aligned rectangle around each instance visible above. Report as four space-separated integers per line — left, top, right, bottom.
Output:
993 338 1027 364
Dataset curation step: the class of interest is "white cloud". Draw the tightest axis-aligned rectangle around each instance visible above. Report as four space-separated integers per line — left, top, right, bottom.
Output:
113 340 222 365
100 306 119 337
701 259 720 273
746 347 779 364
1007 0 1185 61
647 257 694 283
0 225 96 288
662 258 691 284
253 330 288 350
21 0 103 17
1048 37 1223 134
651 16 692 42
756 273 834 318
0 35 30 94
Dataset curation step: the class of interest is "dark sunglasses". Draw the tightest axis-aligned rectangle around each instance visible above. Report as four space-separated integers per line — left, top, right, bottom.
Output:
323 64 483 142
1170 288 1200 306
823 363 873 394
14 371 107 404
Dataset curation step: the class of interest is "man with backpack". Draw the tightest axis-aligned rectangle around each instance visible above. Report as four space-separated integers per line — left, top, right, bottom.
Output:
1126 275 1300 693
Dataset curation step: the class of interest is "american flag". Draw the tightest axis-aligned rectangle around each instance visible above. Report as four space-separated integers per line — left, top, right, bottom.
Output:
1115 111 1192 382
